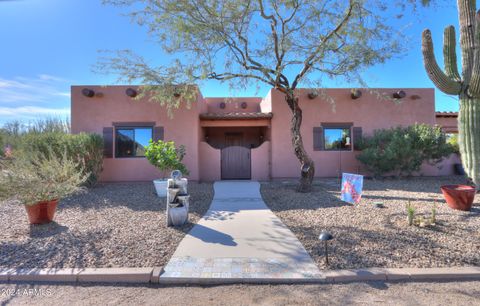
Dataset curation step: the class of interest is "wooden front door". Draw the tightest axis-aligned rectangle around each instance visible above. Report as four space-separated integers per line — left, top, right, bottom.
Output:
221 133 251 179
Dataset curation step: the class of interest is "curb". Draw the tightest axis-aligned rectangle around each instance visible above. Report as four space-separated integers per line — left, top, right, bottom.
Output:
1 267 479 285
0 268 163 284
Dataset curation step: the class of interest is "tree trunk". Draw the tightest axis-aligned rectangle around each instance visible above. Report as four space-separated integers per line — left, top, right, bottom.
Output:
458 96 480 190
286 93 315 192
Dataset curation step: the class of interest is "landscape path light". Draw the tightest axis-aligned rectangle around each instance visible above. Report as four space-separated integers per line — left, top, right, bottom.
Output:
319 230 334 265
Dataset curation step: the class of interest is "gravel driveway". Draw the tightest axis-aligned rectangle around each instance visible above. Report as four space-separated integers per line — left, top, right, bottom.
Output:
0 182 213 269
261 176 480 270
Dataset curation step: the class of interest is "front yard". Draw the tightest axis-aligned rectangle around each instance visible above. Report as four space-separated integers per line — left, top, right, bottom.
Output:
261 176 480 270
0 182 213 269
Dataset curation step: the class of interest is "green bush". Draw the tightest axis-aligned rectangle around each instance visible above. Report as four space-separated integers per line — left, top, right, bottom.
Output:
145 140 188 178
19 132 104 186
446 133 459 154
0 150 87 205
357 124 454 177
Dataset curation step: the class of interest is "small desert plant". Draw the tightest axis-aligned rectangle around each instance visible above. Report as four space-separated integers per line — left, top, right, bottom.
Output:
145 140 189 178
406 201 415 226
0 150 88 206
431 202 437 224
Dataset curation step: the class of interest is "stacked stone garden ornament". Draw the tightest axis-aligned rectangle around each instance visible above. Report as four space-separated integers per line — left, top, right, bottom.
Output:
166 170 190 226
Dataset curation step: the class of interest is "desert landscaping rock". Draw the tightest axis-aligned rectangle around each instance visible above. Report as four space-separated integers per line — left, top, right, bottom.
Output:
0 182 213 269
261 176 480 270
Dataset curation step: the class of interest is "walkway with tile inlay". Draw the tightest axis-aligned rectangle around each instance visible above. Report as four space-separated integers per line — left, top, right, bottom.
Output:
160 181 322 283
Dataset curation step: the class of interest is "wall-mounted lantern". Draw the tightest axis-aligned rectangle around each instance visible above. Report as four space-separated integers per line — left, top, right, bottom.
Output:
393 90 406 99
308 91 318 99
82 88 95 98
240 102 248 109
125 88 137 98
219 102 226 109
351 89 362 99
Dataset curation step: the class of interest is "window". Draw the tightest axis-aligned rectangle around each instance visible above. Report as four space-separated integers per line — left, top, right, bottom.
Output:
324 127 351 150
115 127 153 157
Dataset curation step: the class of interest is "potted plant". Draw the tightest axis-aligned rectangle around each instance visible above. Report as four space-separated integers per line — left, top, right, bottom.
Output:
0 151 88 224
440 184 476 211
144 140 188 197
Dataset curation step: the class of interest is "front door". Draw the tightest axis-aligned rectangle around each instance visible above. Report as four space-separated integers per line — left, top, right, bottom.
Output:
221 133 251 179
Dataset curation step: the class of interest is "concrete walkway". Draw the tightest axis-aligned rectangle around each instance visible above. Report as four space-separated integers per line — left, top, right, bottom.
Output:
160 181 322 283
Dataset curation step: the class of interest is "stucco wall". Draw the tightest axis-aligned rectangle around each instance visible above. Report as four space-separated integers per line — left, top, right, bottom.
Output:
269 88 438 178
71 85 201 181
204 97 262 113
436 116 458 133
251 141 271 181
199 141 221 181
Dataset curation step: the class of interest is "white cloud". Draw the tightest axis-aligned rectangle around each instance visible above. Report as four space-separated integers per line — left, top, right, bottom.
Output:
0 106 70 117
0 74 70 103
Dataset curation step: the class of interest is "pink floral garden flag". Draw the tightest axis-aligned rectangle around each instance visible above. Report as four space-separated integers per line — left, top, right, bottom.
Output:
340 173 363 204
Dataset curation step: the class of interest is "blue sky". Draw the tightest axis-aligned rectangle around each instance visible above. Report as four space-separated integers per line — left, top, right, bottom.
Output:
0 0 462 124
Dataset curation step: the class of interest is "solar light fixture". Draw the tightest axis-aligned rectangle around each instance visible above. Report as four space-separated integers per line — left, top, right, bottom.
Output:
319 230 334 265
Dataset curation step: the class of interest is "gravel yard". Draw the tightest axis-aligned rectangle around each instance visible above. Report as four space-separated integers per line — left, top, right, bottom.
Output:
261 176 480 270
0 182 213 269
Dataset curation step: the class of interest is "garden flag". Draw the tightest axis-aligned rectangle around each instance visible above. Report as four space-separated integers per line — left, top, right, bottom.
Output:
340 173 363 204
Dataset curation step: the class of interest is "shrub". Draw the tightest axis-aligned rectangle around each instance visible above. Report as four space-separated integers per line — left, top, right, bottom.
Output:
357 124 454 177
145 140 188 178
0 150 87 205
19 132 104 186
446 133 459 154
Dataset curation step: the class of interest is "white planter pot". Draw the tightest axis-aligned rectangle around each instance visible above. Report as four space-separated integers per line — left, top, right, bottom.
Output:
153 179 168 197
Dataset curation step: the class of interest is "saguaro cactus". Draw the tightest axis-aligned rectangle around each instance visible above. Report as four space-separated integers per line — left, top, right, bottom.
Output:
422 0 480 189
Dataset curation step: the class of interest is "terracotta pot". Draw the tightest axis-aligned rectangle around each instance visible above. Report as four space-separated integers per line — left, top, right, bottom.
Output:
25 199 59 224
440 185 475 211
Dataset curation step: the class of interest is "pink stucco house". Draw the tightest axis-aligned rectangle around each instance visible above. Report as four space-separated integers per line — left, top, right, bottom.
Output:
71 86 459 182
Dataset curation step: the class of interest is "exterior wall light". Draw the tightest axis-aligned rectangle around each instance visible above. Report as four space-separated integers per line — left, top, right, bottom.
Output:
125 88 137 98
82 88 95 98
393 90 406 99
319 230 334 265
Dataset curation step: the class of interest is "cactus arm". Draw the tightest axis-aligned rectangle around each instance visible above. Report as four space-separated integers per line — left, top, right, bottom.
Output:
468 10 480 96
458 0 476 84
443 26 462 82
422 29 462 95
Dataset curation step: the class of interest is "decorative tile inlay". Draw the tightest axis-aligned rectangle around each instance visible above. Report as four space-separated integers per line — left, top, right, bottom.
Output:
160 256 323 280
